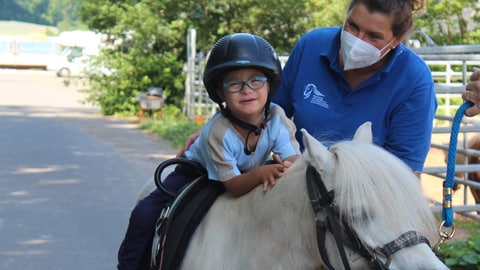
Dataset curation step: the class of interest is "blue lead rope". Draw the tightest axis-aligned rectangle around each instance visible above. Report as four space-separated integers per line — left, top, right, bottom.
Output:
443 101 473 227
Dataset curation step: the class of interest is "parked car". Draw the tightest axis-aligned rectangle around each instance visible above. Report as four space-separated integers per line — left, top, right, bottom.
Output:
46 47 88 77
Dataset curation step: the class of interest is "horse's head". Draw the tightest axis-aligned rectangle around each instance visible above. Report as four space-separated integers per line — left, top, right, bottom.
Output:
301 122 372 191
300 122 448 270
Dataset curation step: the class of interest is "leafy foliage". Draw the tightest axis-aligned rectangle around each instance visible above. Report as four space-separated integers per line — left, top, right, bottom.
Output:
4 0 479 117
140 105 202 149
80 1 186 115
77 0 351 116
436 218 480 269
415 0 480 45
0 0 83 31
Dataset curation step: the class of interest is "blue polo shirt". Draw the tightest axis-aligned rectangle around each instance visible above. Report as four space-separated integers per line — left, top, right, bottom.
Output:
273 26 437 171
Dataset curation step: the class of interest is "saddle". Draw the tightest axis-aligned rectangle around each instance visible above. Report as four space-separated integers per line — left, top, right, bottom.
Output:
149 158 225 270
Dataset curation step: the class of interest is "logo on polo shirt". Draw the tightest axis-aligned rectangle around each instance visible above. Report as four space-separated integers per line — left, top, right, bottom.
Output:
303 83 329 108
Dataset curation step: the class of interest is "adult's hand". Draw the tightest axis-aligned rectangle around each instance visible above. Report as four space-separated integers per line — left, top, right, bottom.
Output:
463 67 480 117
176 131 200 157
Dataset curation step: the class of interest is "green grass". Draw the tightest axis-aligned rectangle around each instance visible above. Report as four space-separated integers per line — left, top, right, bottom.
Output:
0 20 58 39
138 105 203 150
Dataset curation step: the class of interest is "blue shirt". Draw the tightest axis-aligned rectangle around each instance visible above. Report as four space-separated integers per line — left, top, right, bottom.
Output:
273 26 437 171
184 104 300 181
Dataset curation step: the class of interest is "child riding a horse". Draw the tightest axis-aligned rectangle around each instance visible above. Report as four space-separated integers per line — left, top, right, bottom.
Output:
117 33 300 270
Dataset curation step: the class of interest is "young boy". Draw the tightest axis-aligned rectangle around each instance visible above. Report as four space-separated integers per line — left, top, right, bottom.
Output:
117 33 300 270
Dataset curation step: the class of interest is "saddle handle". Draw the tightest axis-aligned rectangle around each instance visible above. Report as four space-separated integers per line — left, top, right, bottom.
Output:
154 158 208 198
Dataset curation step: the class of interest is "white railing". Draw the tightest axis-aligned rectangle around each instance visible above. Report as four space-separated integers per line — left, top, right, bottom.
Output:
184 60 476 121
424 105 480 220
184 39 480 121
416 45 480 219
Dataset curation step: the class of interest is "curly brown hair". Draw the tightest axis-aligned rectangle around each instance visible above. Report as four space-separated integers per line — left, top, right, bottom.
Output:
347 0 424 37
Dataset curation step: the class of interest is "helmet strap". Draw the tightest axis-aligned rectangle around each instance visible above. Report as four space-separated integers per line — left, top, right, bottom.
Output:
221 105 270 155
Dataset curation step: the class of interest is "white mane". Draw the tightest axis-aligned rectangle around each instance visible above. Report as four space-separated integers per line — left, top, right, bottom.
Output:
329 140 437 238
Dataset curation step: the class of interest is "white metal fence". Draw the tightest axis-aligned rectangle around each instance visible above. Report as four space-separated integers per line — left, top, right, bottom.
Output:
183 40 480 121
413 45 480 219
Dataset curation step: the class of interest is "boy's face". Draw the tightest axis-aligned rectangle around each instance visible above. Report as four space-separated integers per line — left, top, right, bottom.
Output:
217 68 269 121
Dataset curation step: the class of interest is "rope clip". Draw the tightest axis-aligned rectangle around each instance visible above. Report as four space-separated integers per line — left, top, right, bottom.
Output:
433 220 456 252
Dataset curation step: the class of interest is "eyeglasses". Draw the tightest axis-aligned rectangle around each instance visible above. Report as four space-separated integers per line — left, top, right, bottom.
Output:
222 76 268 93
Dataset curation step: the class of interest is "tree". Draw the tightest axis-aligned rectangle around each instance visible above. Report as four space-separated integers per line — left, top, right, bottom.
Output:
0 0 83 31
4 0 477 116
79 0 188 115
415 0 480 45
42 0 85 31
77 0 349 116
160 0 348 54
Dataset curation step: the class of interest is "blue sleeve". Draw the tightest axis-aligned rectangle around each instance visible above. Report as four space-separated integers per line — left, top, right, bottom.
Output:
385 66 437 172
273 37 306 118
204 122 241 181
270 104 301 159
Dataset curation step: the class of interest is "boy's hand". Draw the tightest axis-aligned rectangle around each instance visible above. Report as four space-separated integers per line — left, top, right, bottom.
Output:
260 163 288 192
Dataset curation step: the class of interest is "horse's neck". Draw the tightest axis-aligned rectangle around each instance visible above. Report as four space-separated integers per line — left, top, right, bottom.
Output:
241 157 320 265
248 158 311 219
182 157 321 269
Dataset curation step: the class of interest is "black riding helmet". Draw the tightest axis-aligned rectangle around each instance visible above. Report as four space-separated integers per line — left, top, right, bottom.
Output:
203 33 282 108
202 34 282 154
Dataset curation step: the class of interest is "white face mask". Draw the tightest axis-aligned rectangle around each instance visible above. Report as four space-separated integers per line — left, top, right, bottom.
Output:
341 29 394 71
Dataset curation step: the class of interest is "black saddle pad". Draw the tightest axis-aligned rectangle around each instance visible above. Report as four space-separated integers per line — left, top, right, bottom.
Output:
151 176 225 270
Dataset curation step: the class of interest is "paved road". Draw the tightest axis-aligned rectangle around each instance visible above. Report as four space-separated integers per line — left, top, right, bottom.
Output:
0 70 176 269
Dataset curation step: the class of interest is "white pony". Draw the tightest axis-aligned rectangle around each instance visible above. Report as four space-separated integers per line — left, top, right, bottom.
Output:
172 122 448 269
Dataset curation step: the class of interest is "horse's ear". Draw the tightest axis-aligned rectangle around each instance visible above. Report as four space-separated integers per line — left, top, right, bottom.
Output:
301 128 334 169
301 128 325 152
353 121 373 143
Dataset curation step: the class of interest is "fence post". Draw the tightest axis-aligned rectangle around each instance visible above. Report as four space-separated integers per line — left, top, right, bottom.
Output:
184 29 196 120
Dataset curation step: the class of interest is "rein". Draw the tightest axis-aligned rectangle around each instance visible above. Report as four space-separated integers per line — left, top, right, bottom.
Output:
306 165 430 269
306 165 352 270
434 101 472 251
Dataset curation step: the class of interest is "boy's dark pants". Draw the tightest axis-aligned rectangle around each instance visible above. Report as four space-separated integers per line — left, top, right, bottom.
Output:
117 168 193 270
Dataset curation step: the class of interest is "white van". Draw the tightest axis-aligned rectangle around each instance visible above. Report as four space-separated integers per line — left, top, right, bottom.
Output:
46 47 88 77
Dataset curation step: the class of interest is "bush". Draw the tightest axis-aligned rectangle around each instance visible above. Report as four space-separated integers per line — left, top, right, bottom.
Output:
436 218 480 269
140 104 202 149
